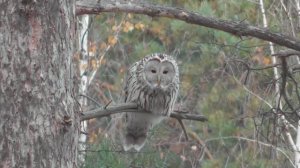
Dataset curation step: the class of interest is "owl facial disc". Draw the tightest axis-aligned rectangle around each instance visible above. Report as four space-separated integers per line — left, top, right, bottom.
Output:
144 59 176 90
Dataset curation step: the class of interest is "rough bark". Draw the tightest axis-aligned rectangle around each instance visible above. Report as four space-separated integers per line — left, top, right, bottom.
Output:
0 1 78 168
76 0 300 51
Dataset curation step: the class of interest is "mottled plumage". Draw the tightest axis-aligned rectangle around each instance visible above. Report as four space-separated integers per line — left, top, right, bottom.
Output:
121 53 179 151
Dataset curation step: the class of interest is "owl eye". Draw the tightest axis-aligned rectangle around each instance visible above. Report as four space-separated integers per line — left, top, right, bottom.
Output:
151 69 156 73
163 70 168 74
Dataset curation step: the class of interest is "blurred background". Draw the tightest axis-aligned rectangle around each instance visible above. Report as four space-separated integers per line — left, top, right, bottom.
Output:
77 0 300 167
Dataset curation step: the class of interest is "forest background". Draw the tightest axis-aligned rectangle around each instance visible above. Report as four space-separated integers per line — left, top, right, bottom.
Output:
76 0 300 167
2 0 300 167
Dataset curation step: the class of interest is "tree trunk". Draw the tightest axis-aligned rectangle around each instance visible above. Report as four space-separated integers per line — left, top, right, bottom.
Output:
0 1 78 168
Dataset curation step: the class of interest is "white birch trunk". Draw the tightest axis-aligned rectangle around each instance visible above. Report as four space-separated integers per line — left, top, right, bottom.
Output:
295 0 300 25
260 0 299 166
78 14 90 165
259 0 280 106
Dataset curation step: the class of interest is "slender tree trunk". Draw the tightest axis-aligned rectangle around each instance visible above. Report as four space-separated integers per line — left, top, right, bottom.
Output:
0 1 78 168
259 0 281 161
78 14 89 165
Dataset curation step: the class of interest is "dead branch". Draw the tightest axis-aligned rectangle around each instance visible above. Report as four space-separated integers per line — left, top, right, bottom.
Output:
273 49 300 77
189 131 214 160
80 102 208 122
272 49 300 57
272 49 300 115
175 118 189 140
76 0 300 51
278 56 296 113
232 59 281 71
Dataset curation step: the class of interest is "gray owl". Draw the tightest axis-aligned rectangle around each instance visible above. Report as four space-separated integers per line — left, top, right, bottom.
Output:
121 53 179 151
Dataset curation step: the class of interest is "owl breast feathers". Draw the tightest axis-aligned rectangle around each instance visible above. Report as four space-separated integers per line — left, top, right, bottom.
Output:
121 53 179 151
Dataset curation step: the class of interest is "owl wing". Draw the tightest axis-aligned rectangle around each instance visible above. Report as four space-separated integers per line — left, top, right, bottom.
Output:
122 62 150 151
122 62 139 103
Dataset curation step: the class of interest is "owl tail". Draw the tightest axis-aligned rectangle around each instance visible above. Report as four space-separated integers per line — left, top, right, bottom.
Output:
123 133 147 151
122 113 154 151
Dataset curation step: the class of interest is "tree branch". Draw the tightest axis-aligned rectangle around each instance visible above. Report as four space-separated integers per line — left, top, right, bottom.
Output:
272 49 300 57
76 0 300 51
80 102 208 122
175 118 189 140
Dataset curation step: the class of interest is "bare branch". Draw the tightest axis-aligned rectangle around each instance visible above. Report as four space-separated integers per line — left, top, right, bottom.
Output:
232 59 281 71
175 118 188 141
279 56 296 113
76 0 300 51
189 131 214 160
205 136 295 167
231 71 297 132
80 103 208 122
272 49 300 57
78 94 102 107
272 49 300 118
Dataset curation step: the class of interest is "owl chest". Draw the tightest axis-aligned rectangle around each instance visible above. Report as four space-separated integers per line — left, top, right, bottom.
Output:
138 90 171 115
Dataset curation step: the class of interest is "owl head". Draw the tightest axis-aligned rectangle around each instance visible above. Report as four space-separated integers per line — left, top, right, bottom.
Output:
137 53 179 91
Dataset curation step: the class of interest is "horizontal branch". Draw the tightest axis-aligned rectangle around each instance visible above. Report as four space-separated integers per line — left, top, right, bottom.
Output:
272 49 300 57
80 102 208 122
76 0 300 51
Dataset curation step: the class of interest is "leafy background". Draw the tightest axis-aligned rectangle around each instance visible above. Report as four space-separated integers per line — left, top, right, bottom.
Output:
77 0 300 167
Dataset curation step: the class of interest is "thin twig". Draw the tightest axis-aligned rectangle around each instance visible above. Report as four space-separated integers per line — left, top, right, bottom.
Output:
232 59 280 71
79 149 157 154
204 136 295 167
104 99 113 109
279 57 296 113
78 94 102 107
80 131 88 135
288 75 300 105
176 118 188 141
189 131 214 160
231 72 297 131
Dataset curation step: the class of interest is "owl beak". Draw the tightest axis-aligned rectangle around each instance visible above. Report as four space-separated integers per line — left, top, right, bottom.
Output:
157 76 161 87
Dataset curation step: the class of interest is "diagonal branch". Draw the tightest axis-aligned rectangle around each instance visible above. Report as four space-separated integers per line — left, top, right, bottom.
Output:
175 118 189 141
80 102 208 122
76 0 300 51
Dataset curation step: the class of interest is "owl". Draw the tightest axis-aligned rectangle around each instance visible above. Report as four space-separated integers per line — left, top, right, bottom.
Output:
121 53 179 151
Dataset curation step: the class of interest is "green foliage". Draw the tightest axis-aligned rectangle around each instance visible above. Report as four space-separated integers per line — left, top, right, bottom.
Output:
83 0 296 167
83 137 184 168
83 139 123 168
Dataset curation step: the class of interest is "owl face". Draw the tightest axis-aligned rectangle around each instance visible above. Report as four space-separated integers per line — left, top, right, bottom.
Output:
143 58 176 90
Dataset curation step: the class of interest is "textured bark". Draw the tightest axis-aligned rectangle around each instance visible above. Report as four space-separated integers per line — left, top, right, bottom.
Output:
76 0 300 51
0 1 78 168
